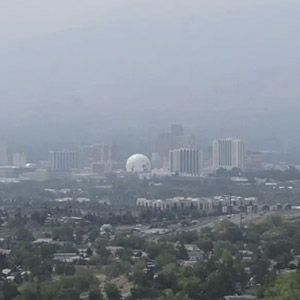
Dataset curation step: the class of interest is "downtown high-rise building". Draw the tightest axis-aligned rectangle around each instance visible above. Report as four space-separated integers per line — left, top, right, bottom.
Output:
78 144 116 168
92 144 115 163
78 145 93 168
212 138 245 171
48 150 78 171
169 148 202 175
153 125 195 168
13 152 27 167
0 141 8 166
0 142 8 166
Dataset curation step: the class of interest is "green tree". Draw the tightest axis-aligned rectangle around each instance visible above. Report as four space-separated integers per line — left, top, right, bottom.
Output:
221 248 233 265
104 283 120 300
155 253 177 269
131 259 147 286
2 281 19 300
18 283 38 300
265 272 300 300
106 261 131 278
157 263 179 290
205 270 235 299
116 248 133 261
55 263 66 275
53 224 74 241
197 238 213 254
251 258 270 284
178 243 188 260
89 287 103 300
65 264 76 276
178 276 203 299
15 227 34 242
88 229 99 242
86 247 93 257
56 288 80 300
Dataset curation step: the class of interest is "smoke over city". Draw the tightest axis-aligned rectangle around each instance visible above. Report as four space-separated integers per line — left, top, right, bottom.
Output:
0 0 300 159
1 2 300 300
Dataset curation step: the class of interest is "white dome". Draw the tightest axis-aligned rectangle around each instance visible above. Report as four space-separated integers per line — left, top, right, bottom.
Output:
126 154 151 173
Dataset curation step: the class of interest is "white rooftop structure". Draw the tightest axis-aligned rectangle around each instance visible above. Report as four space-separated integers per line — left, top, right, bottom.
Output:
126 154 151 173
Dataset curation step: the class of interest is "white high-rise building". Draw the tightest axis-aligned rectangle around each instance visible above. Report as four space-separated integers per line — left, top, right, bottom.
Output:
169 148 202 175
49 150 78 171
0 142 8 166
212 138 245 171
13 152 27 167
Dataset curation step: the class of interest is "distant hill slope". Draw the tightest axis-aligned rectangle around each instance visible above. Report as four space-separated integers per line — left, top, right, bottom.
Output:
0 1 299 153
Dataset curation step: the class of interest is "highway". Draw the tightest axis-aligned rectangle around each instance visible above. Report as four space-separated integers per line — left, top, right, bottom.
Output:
178 211 277 233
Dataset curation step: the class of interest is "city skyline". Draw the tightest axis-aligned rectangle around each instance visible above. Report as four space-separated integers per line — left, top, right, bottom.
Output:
0 127 287 183
0 126 292 171
0 1 298 299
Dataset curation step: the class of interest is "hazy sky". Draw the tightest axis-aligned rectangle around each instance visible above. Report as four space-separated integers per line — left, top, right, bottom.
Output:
0 0 286 45
0 0 299 154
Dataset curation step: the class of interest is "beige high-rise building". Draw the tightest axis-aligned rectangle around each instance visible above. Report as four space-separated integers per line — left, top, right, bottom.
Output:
212 138 245 171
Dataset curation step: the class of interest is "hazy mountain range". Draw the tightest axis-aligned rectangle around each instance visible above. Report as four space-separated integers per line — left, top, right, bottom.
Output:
0 1 300 158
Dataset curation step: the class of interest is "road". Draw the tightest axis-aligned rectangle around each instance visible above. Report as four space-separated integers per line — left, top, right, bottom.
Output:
178 211 278 233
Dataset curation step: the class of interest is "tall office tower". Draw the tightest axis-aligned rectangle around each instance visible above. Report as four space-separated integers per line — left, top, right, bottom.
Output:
153 132 175 163
174 135 195 149
151 152 162 169
92 144 115 163
245 151 262 171
169 148 202 175
212 138 245 171
13 152 27 167
171 124 184 136
0 142 8 166
78 145 93 168
153 125 195 167
48 150 78 171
